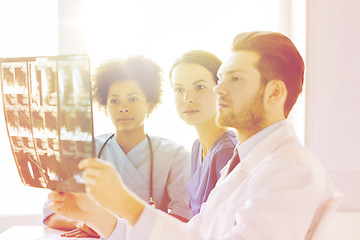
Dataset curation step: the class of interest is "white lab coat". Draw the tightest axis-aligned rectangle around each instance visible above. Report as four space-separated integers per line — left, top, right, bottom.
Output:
123 122 334 240
96 134 191 219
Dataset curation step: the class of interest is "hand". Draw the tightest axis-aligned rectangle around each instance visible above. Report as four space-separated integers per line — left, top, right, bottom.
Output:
49 191 118 238
79 158 146 225
79 158 126 214
48 191 100 223
60 222 100 238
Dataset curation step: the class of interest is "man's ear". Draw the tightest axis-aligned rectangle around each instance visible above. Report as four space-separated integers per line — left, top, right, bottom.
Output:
264 80 287 105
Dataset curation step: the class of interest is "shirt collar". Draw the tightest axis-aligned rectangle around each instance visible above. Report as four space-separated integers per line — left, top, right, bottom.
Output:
237 119 286 160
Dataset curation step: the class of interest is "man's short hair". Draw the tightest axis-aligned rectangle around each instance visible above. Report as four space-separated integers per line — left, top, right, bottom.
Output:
232 31 305 118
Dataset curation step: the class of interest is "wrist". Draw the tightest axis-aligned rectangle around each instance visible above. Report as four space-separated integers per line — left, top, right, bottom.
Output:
87 207 117 239
116 190 145 226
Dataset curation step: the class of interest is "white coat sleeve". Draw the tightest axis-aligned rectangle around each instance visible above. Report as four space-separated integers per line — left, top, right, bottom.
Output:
129 160 332 240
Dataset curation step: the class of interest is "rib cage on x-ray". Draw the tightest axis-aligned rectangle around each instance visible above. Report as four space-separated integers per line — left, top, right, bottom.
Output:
0 55 94 193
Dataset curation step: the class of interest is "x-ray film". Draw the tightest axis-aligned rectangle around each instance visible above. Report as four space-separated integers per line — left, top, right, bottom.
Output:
0 55 94 192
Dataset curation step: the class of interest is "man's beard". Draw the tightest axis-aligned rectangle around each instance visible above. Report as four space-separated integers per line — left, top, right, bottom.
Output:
216 90 266 138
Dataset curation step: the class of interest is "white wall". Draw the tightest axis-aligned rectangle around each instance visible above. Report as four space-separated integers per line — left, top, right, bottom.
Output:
306 0 360 211
0 0 285 220
0 0 58 217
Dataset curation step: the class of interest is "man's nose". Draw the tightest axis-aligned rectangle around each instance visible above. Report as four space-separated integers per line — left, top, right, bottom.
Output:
214 81 226 96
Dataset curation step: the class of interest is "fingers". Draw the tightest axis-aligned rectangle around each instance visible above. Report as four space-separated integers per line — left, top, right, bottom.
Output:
60 229 80 237
78 158 93 170
80 158 118 192
61 229 93 238
48 191 65 212
48 191 64 202
76 232 95 238
79 158 109 186
72 192 89 198
78 157 126 211
77 223 100 237
79 158 109 170
64 223 100 238
82 168 102 186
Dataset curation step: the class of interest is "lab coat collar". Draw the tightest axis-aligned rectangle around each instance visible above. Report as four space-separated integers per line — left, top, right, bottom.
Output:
237 120 286 161
234 120 298 176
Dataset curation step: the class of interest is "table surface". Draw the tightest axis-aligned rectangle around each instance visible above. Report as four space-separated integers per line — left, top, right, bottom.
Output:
2 213 360 240
0 226 98 240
